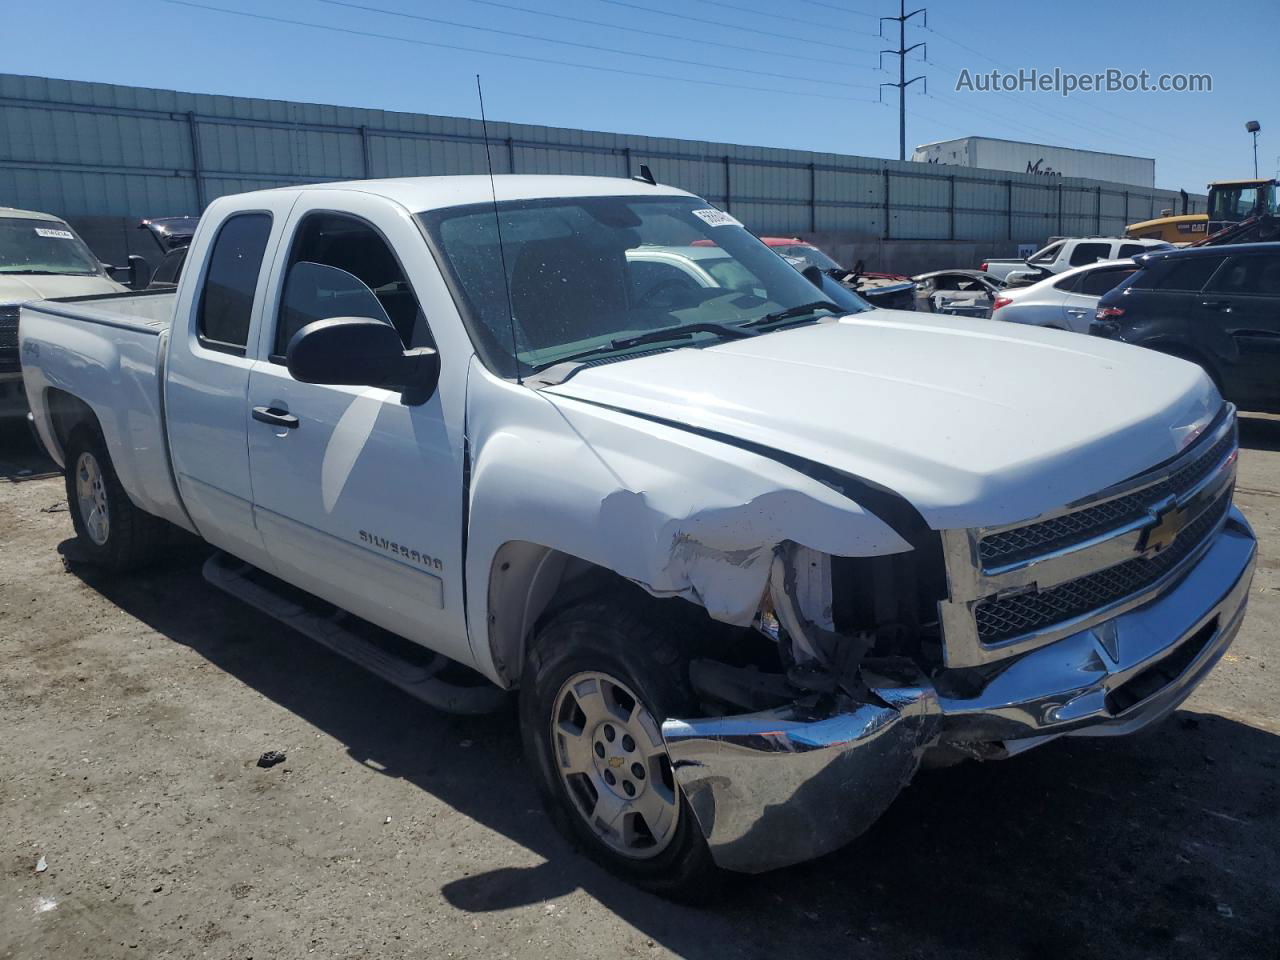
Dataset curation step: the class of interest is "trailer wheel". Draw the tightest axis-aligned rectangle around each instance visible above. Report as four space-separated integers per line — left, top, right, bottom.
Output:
64 425 165 572
520 596 721 902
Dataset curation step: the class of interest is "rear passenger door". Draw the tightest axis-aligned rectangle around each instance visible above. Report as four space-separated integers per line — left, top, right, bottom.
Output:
244 191 471 664
1060 264 1139 332
165 196 296 571
1199 252 1280 408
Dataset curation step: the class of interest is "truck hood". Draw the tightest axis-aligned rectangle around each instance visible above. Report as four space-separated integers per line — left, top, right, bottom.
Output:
545 311 1223 530
0 273 123 304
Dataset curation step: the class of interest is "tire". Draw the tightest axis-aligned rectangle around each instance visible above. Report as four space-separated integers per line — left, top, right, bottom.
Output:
519 595 722 902
63 424 166 572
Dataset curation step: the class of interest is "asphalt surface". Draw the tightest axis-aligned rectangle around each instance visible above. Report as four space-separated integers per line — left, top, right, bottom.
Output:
1 416 1277 960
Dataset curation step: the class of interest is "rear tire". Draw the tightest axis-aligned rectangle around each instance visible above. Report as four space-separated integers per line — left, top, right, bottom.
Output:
519 595 722 902
63 425 166 572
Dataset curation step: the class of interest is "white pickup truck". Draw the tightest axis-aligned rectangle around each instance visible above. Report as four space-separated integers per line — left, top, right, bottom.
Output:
982 236 1171 285
20 176 1256 900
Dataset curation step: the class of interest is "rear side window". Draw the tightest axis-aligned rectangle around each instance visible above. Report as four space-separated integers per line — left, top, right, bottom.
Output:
1078 267 1137 297
1052 273 1081 292
1205 254 1280 295
1029 241 1064 264
1118 243 1150 259
196 213 272 354
1068 242 1111 267
153 247 187 287
1151 256 1226 292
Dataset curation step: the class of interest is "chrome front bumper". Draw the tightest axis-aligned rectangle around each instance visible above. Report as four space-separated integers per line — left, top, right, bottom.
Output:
661 508 1256 874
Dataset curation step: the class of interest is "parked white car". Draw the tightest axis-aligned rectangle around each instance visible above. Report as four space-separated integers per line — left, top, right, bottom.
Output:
982 236 1170 285
0 208 126 417
992 259 1142 333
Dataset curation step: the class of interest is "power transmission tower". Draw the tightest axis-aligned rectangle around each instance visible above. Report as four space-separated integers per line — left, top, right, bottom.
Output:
880 1 927 161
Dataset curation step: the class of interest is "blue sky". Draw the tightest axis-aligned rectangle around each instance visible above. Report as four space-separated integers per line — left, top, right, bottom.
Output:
6 0 1277 191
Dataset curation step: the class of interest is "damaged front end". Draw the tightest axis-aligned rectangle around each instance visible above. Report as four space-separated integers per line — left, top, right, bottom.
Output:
658 413 1257 875
662 663 938 874
660 543 947 874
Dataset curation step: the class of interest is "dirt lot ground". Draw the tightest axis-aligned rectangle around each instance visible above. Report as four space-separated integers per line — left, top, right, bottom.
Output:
1 417 1277 960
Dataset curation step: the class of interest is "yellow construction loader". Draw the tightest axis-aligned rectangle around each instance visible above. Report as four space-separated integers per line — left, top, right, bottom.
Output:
1126 178 1279 243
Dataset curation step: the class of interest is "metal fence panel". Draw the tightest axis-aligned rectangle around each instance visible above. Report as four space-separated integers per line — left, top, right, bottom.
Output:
0 72 1205 249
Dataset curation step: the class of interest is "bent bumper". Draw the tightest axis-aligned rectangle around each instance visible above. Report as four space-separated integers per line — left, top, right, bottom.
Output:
662 508 1256 874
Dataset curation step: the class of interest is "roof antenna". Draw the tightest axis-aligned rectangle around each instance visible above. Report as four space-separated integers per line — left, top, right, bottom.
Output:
476 74 521 385
632 163 657 186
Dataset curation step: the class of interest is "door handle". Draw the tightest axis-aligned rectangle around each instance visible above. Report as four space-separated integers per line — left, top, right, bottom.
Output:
252 405 299 429
1201 299 1233 311
1066 308 1090 315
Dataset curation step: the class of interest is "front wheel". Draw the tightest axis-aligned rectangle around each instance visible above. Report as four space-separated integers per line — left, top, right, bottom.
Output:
519 597 721 901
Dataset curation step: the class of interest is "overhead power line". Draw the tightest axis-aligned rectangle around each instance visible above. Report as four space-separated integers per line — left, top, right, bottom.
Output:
921 25 1196 148
593 0 876 53
683 0 876 29
165 0 882 103
449 0 866 62
308 0 873 88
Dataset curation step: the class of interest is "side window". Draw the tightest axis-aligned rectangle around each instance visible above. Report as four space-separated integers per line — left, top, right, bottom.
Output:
1118 243 1149 259
1205 255 1280 295
1068 242 1111 267
1052 273 1081 292
196 213 272 354
152 247 187 287
1078 267 1137 297
1154 256 1226 292
273 212 432 359
1029 241 1064 264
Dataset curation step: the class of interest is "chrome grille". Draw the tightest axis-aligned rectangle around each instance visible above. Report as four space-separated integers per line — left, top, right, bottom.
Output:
0 305 19 373
978 430 1235 569
974 490 1231 644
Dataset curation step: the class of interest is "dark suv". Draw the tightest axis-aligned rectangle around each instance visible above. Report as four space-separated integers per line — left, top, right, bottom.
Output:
1092 242 1280 412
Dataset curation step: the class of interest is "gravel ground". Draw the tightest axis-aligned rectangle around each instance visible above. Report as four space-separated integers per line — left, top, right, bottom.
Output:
1 417 1277 960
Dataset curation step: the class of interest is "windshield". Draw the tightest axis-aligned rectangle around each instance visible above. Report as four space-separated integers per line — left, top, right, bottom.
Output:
419 195 863 376
0 218 102 276
772 243 843 271
1209 184 1276 221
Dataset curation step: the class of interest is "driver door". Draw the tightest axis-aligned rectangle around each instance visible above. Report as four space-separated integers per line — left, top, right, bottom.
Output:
244 192 471 664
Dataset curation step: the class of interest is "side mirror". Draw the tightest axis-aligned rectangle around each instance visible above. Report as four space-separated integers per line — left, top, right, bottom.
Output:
285 317 440 405
128 255 153 290
801 264 824 290
106 255 154 290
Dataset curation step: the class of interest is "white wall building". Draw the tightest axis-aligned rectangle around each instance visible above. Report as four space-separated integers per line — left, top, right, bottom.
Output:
913 137 1156 189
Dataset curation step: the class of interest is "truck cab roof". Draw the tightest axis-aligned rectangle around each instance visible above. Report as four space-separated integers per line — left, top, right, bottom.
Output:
238 175 694 212
0 206 72 223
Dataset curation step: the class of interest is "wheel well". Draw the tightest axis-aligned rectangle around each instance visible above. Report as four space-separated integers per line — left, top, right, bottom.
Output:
485 542 638 688
42 389 101 464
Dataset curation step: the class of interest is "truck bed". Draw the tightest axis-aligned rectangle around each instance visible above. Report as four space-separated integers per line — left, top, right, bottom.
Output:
20 289 192 533
30 289 176 335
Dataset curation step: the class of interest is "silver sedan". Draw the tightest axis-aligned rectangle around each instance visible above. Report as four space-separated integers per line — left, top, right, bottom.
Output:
991 259 1139 333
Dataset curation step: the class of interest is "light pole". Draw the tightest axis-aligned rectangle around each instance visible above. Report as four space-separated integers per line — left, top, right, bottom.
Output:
1246 120 1261 178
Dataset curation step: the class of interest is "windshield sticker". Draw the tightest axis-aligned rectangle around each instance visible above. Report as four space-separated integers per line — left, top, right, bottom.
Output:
691 208 742 228
34 227 75 240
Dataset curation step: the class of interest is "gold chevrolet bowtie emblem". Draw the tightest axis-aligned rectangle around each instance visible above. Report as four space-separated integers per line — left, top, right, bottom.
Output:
608 756 624 768
1138 502 1190 556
